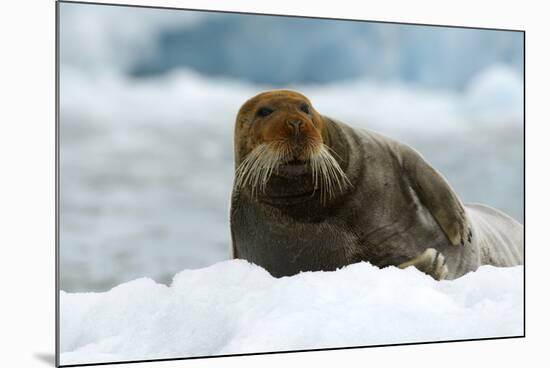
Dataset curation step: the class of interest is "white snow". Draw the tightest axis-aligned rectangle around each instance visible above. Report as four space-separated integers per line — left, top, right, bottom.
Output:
60 260 523 365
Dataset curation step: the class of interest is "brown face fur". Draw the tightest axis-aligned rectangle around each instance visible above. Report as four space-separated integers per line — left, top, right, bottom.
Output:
234 90 327 166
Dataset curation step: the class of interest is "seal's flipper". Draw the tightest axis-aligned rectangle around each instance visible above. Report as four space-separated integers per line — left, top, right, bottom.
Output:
399 145 472 247
398 248 449 280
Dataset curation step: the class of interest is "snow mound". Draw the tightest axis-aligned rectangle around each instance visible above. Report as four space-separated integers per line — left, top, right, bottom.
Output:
60 260 523 365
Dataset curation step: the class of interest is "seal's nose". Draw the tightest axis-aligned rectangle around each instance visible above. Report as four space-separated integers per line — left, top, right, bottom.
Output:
286 120 303 134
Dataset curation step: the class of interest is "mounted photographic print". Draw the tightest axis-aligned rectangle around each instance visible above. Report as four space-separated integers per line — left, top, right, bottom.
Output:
56 1 525 366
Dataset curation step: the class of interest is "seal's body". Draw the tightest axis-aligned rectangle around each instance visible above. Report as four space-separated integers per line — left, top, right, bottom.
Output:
230 90 523 280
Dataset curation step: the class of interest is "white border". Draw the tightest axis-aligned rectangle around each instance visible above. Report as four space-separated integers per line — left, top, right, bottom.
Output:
2 0 548 367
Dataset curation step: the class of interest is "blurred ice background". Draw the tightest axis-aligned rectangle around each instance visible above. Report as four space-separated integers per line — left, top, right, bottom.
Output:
59 3 524 292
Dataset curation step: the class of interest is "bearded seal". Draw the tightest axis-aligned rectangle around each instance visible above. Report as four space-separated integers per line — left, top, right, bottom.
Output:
229 90 523 280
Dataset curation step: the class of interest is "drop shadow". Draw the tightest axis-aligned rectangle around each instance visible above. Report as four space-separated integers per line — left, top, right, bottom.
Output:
34 353 56 366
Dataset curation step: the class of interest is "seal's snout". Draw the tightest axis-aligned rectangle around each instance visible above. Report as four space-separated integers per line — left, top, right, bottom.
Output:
283 118 313 160
260 106 321 163
286 119 304 135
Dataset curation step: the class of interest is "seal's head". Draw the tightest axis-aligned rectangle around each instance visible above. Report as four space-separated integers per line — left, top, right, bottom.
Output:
234 90 350 202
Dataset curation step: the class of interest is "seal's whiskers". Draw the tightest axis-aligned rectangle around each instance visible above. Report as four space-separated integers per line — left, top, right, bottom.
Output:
310 145 351 204
235 142 350 203
235 143 289 197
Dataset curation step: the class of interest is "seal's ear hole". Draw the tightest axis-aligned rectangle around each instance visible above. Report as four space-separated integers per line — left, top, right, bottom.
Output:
299 103 310 114
256 107 274 118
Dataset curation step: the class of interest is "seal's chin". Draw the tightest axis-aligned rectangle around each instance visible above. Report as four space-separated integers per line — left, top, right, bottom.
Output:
277 159 310 176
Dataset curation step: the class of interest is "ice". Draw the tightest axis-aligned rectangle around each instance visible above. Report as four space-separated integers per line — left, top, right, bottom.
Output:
60 260 524 365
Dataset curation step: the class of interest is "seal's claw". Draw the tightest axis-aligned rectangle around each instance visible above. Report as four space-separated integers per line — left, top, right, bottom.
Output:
398 248 449 281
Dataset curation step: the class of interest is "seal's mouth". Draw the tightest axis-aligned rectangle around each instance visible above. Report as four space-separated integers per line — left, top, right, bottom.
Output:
277 159 309 176
286 158 307 166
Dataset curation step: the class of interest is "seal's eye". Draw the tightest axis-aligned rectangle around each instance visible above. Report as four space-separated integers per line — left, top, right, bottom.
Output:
299 103 310 114
256 107 274 118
